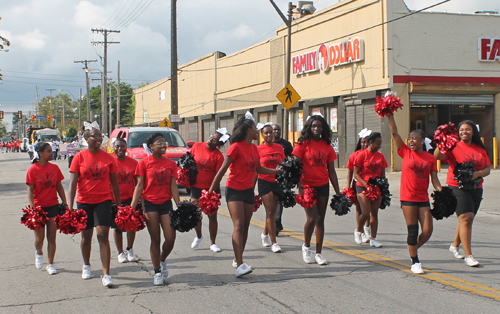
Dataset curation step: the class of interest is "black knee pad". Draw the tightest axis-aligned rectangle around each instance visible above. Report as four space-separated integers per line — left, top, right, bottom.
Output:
407 224 419 246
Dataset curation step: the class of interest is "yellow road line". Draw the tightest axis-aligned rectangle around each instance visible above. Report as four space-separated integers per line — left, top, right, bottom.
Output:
217 208 500 301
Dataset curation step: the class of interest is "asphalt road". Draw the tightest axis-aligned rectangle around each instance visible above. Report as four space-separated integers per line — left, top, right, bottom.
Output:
1 152 500 314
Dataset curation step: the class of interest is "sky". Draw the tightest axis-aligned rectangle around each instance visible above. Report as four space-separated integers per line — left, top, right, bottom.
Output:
0 0 499 130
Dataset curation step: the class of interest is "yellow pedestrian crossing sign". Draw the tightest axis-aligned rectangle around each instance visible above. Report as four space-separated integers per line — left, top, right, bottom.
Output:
276 84 301 110
159 117 172 127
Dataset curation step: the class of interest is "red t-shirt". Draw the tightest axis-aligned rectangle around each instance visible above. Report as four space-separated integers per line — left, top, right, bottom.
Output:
347 150 362 171
26 162 64 207
190 142 224 189
113 156 138 202
258 143 285 182
225 141 259 190
398 144 437 202
292 139 337 187
135 155 178 204
353 149 388 187
444 141 491 188
69 149 118 204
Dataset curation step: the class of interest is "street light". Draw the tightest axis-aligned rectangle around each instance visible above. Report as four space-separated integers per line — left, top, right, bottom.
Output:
59 89 82 132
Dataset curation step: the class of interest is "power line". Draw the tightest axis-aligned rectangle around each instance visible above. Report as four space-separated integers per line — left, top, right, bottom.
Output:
119 0 154 30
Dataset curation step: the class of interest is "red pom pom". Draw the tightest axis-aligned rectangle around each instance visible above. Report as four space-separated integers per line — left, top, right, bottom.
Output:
362 184 381 201
115 205 145 232
342 187 357 205
199 190 221 216
433 123 459 153
295 185 318 208
176 168 191 188
55 208 88 234
254 195 262 212
20 205 48 230
374 93 404 117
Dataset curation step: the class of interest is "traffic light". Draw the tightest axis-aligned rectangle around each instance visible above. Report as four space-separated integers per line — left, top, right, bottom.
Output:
17 111 22 119
47 115 51 123
0 111 4 119
31 115 35 122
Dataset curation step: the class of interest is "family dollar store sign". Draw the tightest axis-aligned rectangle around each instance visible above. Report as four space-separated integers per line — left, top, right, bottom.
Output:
276 84 301 110
292 38 365 75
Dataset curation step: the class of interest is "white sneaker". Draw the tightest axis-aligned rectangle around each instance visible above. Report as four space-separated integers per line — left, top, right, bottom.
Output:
35 252 43 269
210 244 221 252
315 253 328 265
160 261 168 278
235 263 253 277
153 272 164 286
364 225 372 239
302 244 315 264
261 233 272 247
81 265 91 279
411 263 424 274
117 252 128 263
354 230 363 245
370 238 382 248
126 248 139 262
449 245 465 259
101 274 113 287
191 236 203 249
465 255 480 267
46 264 57 275
361 233 370 243
271 243 282 253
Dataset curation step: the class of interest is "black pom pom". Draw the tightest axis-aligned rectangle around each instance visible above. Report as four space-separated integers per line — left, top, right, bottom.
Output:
177 152 198 186
281 189 297 208
58 203 67 215
330 194 351 216
169 200 202 232
276 157 303 190
431 187 457 220
368 177 392 209
453 162 481 190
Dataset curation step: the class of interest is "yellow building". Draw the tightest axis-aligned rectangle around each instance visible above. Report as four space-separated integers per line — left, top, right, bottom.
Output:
134 0 500 169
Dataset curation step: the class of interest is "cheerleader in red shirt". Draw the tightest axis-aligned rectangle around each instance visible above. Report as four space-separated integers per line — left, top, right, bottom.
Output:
258 124 285 253
389 114 442 274
112 138 140 263
209 112 282 277
346 129 372 242
292 114 340 265
189 129 229 252
435 121 490 267
26 142 67 275
68 127 121 287
353 132 388 248
131 133 180 285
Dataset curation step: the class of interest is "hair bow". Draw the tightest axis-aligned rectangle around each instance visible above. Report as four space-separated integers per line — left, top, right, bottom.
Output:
306 112 324 121
424 138 432 151
216 128 230 143
358 128 372 138
84 121 100 130
384 90 397 97
143 143 151 157
244 111 255 122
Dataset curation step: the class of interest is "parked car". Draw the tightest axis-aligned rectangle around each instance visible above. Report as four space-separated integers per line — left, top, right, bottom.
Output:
107 127 194 191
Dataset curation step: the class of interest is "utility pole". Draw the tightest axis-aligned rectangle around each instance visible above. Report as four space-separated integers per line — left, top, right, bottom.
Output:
35 86 40 127
62 98 66 134
269 1 294 141
117 61 120 126
91 28 120 134
79 88 82 132
46 89 55 128
74 60 97 122
109 85 112 133
171 0 178 130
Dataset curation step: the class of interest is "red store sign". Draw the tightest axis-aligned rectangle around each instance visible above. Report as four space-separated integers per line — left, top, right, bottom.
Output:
478 38 500 62
292 38 365 75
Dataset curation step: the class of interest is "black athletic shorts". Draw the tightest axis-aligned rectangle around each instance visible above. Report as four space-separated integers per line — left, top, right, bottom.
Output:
191 186 221 200
311 183 330 197
258 178 282 198
42 204 60 219
112 198 132 231
225 186 255 204
142 199 173 216
401 201 430 208
450 186 483 216
356 185 367 193
77 200 113 230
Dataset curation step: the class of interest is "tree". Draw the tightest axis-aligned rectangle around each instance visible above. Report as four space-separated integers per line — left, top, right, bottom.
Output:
66 124 78 138
36 93 78 130
0 17 10 81
0 120 7 138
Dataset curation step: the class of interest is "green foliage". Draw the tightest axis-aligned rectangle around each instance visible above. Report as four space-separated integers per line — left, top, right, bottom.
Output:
36 93 78 129
66 124 78 138
0 120 6 138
